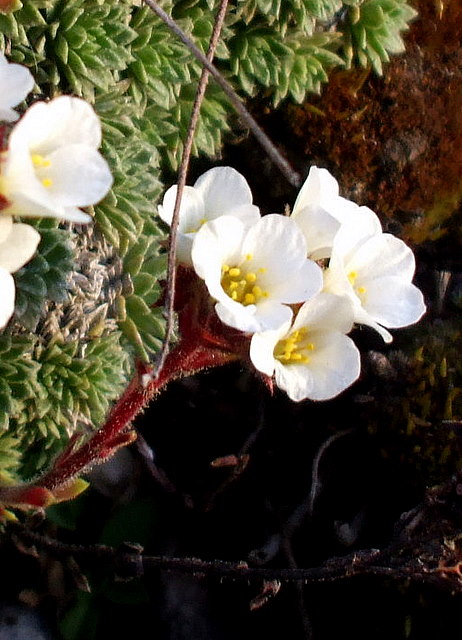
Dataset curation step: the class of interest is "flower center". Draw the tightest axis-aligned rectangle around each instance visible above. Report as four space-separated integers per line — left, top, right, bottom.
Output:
31 153 53 188
274 328 314 364
348 270 367 300
221 258 268 305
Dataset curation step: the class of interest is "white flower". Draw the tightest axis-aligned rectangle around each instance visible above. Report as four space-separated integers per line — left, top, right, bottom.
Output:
0 52 34 123
0 96 113 223
250 293 361 402
290 166 380 259
158 166 260 264
323 216 426 343
0 215 40 328
191 213 323 333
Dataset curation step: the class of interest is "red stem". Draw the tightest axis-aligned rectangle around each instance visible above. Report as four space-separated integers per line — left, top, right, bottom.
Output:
37 338 237 492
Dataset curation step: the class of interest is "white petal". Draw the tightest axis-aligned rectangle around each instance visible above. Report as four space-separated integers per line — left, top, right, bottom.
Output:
0 267 15 328
301 333 361 401
0 223 40 272
274 333 360 402
250 322 291 376
292 166 339 214
331 208 383 264
292 205 342 259
0 216 13 244
215 298 292 333
346 234 416 282
0 57 34 114
275 360 315 402
45 144 113 206
194 167 255 215
360 276 426 328
270 259 323 304
293 293 355 335
10 96 102 153
158 185 204 231
0 107 21 123
191 215 245 285
242 215 308 284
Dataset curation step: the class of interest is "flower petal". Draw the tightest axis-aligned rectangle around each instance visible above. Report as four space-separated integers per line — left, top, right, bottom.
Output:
293 292 355 335
45 144 113 207
360 276 426 328
194 166 255 215
250 322 291 376
0 222 40 272
292 166 339 214
10 96 102 153
345 233 416 282
191 215 245 293
158 185 204 231
270 259 323 304
0 54 34 120
0 267 15 328
242 214 308 284
0 216 13 244
216 297 293 333
289 332 360 401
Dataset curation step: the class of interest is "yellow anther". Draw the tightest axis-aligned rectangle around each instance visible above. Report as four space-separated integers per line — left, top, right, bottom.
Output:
246 254 253 261
348 271 358 284
258 267 267 274
221 261 268 306
274 327 313 365
42 178 53 188
32 154 51 168
357 286 366 295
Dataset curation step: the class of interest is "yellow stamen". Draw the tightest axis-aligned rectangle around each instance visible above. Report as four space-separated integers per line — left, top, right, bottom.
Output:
31 154 51 168
348 271 358 284
357 286 366 295
221 263 268 306
42 178 53 188
274 327 313 365
245 254 253 261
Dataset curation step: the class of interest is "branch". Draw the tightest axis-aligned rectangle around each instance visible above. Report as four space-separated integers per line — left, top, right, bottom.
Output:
143 0 301 187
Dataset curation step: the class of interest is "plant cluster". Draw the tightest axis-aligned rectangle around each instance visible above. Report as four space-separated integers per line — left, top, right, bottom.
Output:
0 0 418 484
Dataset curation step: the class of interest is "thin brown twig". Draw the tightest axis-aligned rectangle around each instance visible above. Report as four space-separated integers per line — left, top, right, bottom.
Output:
12 522 459 588
143 0 301 187
152 0 230 376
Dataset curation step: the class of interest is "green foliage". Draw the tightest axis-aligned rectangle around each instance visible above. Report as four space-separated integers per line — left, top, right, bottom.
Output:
346 0 418 74
0 335 39 433
14 333 130 478
14 220 75 331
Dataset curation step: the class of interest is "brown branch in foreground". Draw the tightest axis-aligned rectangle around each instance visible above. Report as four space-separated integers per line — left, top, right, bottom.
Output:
154 0 229 376
11 521 462 591
143 0 301 187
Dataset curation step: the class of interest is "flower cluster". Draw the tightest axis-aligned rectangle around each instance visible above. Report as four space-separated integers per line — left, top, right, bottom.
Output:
0 52 113 329
160 166 426 402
